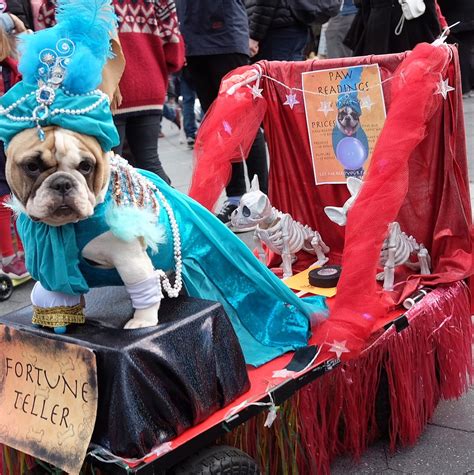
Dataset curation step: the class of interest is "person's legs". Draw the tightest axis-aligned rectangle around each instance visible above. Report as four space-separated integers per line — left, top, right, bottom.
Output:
187 54 268 224
246 129 268 195
125 112 171 185
0 194 28 278
0 195 15 259
112 115 127 156
454 30 474 95
325 14 356 58
187 54 249 204
163 103 176 122
181 74 198 141
186 56 220 113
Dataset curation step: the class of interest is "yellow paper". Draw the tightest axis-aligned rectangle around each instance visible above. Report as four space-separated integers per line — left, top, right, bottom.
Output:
284 267 337 297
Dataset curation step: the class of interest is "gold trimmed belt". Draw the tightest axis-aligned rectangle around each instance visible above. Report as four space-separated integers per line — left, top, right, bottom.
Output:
32 304 85 328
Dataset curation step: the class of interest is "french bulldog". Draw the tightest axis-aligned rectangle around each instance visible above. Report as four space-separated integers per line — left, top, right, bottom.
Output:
335 105 361 137
6 126 160 329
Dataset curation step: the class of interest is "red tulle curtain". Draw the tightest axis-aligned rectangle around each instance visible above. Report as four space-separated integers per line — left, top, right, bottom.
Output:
190 44 473 359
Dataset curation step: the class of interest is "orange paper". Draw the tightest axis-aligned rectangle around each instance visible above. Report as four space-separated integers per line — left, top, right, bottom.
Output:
302 64 386 185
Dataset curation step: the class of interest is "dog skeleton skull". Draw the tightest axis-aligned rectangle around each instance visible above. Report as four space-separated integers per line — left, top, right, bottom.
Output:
231 176 329 278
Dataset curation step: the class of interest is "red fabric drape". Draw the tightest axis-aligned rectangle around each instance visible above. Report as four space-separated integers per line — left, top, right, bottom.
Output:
190 44 473 359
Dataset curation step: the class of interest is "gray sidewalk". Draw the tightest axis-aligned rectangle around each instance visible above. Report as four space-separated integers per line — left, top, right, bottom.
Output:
0 98 473 474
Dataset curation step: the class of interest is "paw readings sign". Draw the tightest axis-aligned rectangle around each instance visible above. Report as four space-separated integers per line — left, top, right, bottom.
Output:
302 64 386 185
0 325 98 475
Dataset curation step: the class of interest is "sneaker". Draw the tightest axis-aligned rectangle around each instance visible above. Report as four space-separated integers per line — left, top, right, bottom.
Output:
2 255 29 279
186 136 195 149
216 201 238 226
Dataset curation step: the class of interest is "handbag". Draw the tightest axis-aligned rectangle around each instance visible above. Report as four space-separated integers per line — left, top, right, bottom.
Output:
395 0 426 35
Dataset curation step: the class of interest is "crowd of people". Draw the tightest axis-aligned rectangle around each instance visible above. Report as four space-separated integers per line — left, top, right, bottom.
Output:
1 0 473 279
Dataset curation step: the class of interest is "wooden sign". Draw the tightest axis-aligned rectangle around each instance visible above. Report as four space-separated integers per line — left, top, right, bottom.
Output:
0 325 98 475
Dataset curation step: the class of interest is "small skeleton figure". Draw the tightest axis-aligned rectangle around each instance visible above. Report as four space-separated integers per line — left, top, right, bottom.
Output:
377 222 431 290
231 176 329 278
324 177 431 291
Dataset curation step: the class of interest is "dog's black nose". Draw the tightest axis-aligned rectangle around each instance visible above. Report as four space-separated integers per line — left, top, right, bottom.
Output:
50 176 74 195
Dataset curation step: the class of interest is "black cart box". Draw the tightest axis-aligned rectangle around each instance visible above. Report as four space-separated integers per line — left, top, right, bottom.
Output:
0 287 250 458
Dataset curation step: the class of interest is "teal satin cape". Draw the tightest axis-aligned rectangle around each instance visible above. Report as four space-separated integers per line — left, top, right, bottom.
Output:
17 170 327 366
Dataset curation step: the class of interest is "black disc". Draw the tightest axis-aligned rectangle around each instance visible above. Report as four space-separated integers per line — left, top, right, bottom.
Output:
0 275 13 301
308 265 342 288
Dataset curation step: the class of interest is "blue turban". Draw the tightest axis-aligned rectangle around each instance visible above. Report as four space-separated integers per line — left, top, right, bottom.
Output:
0 0 119 151
336 66 363 115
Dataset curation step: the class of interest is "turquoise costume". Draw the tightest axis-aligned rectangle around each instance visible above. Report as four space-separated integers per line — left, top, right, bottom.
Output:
17 157 327 366
0 0 327 366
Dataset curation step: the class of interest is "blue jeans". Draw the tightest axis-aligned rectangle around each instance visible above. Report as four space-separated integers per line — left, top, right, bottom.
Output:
163 103 176 122
180 74 198 139
254 25 309 61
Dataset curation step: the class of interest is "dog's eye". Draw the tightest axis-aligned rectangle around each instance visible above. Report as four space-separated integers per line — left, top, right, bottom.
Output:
78 161 94 175
23 161 41 177
242 205 251 218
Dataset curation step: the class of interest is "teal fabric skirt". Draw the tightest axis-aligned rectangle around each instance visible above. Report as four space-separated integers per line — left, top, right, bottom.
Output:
17 170 327 366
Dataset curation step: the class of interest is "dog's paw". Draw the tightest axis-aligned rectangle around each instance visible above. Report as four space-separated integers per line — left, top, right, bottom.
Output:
123 304 160 329
123 318 158 329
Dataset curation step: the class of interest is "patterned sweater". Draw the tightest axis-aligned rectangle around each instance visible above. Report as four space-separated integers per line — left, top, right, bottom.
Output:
37 0 185 114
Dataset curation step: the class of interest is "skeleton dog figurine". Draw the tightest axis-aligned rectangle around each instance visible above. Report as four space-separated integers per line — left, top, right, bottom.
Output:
324 177 431 291
231 176 329 278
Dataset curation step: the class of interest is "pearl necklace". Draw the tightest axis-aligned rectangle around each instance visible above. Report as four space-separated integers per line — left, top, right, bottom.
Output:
110 155 183 298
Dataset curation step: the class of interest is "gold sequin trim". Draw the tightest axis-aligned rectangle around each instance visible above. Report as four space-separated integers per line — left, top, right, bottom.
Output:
32 304 85 328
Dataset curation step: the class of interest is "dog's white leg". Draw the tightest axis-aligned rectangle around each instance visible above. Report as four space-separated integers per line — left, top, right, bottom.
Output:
418 245 431 275
311 231 329 266
82 231 161 328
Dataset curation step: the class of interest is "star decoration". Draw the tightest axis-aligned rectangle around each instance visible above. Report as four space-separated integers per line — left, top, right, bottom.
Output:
222 120 232 135
317 101 334 117
248 84 263 99
435 78 455 100
283 92 300 110
328 340 350 359
360 95 375 111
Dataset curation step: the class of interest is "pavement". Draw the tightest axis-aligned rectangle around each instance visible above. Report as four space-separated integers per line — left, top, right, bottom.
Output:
0 97 473 474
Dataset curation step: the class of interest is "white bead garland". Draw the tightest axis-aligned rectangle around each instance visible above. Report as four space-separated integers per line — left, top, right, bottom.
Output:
0 90 110 124
153 186 183 298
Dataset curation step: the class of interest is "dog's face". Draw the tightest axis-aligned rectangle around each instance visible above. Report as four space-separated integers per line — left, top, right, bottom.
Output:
230 190 272 229
336 106 360 136
6 127 110 226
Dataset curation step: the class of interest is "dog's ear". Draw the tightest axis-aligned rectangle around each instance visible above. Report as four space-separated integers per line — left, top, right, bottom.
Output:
347 177 363 197
324 206 347 226
93 150 111 196
250 174 260 192
99 36 125 110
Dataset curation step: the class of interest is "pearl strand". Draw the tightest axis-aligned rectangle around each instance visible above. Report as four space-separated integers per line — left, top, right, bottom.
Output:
153 187 183 298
